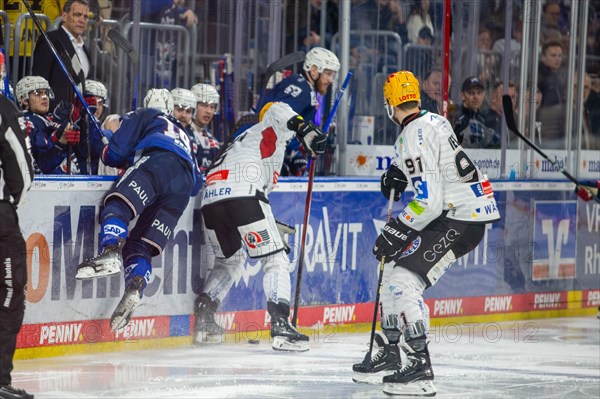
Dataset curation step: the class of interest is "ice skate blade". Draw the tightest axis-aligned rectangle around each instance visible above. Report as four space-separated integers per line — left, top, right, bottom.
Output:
352 370 394 385
271 336 309 352
75 263 121 280
110 292 141 332
193 332 225 345
383 380 436 397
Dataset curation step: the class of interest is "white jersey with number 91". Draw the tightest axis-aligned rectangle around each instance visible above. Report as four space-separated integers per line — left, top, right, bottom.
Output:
393 111 501 231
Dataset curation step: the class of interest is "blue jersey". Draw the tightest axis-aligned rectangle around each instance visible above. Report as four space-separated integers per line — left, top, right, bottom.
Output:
24 111 80 174
103 108 203 193
259 73 318 122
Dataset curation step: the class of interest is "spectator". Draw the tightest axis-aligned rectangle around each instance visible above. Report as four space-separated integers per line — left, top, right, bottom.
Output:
537 40 566 148
492 19 523 54
300 0 339 50
541 1 567 37
420 69 443 114
582 73 600 149
16 76 82 174
156 0 198 87
454 76 499 148
33 0 93 108
484 80 517 138
406 0 434 44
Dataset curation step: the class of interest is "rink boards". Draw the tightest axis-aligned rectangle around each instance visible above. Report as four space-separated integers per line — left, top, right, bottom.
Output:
15 177 600 357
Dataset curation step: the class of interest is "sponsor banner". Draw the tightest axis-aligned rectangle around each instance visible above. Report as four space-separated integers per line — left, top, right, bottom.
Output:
16 178 600 351
18 316 171 348
583 290 600 308
344 145 600 180
532 201 577 280
17 291 576 349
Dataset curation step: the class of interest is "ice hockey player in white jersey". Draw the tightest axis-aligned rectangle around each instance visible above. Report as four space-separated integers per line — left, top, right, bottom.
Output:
195 101 327 351
352 71 501 396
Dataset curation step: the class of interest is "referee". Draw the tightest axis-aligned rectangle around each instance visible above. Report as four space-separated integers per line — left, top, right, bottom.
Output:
0 78 34 397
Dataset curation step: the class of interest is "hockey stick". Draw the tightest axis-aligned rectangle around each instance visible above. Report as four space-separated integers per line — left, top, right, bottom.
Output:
21 0 107 144
366 188 395 366
502 95 600 203
107 29 139 109
292 71 353 327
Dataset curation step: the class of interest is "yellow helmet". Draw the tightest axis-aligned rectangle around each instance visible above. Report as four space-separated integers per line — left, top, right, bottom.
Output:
383 71 420 119
259 101 276 122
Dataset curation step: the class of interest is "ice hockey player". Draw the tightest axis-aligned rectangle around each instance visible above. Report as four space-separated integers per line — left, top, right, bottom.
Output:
190 83 221 172
0 83 35 398
239 47 339 176
16 76 81 174
84 79 109 123
194 101 327 351
170 87 197 131
352 71 501 396
75 88 203 331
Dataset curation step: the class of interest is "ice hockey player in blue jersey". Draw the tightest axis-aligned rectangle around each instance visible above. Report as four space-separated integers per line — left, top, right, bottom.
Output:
237 47 339 176
16 76 82 174
261 47 339 176
75 88 203 332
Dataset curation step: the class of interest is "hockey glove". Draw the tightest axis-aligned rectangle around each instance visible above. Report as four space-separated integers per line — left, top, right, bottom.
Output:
64 127 81 145
276 220 296 254
380 164 408 201
287 115 327 156
575 180 599 202
373 218 418 261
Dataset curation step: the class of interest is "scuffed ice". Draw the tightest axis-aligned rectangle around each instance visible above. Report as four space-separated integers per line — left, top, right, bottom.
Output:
12 317 600 398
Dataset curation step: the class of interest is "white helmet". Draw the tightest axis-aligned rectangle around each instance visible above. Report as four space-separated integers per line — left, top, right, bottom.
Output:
15 76 54 108
171 88 197 110
143 88 174 114
84 79 108 104
191 83 220 106
303 47 340 74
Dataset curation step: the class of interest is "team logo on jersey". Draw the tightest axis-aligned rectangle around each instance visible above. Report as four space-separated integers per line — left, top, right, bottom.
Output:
411 177 429 200
399 236 421 259
244 230 271 249
470 180 493 197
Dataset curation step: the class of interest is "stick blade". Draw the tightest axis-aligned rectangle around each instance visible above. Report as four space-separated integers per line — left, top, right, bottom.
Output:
107 29 139 66
502 94 518 132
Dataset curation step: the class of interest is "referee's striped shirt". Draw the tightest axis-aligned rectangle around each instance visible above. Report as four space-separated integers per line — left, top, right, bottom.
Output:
0 93 34 206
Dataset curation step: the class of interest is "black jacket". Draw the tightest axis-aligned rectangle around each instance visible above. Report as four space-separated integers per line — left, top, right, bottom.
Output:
32 27 92 108
0 94 34 206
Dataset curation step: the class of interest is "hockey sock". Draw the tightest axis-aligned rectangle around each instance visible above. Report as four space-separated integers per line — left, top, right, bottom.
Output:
124 256 152 289
267 300 290 319
100 215 128 248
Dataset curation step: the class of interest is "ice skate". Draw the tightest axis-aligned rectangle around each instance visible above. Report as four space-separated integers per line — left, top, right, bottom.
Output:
193 293 225 345
76 239 124 280
353 331 402 385
0 385 34 399
382 343 435 397
271 317 309 352
110 276 145 332
268 301 309 352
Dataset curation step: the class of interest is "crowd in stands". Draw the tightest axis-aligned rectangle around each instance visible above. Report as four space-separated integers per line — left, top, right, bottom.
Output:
3 0 600 178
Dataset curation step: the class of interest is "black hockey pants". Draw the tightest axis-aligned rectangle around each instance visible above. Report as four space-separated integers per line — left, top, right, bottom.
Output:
0 201 27 386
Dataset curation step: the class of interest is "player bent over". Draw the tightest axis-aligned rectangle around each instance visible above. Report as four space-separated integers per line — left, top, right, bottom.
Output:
352 71 501 396
75 89 203 331
194 102 326 351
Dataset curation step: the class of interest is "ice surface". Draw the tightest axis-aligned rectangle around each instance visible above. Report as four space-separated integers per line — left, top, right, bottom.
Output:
12 317 600 398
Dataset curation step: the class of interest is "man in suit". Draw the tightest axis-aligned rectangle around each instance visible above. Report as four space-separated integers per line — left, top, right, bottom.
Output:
32 0 92 109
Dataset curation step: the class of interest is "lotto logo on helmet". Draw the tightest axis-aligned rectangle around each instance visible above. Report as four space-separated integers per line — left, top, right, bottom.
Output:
244 230 271 249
